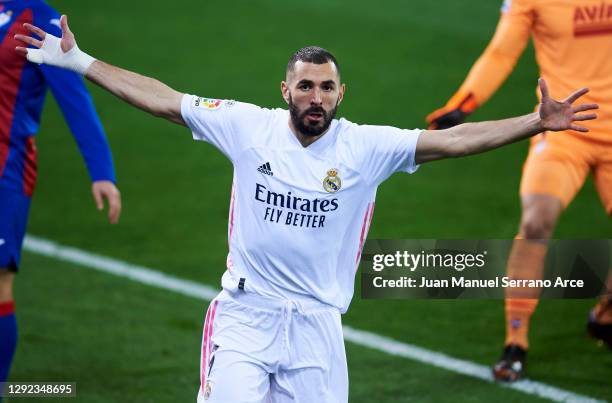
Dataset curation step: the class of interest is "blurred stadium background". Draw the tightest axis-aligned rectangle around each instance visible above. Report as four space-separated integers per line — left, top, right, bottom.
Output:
11 0 611 401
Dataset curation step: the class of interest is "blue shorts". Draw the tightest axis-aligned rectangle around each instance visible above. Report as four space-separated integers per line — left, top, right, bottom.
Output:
0 187 32 272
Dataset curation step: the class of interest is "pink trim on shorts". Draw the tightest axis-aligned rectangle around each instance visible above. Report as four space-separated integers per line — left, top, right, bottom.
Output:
200 305 212 392
200 300 219 393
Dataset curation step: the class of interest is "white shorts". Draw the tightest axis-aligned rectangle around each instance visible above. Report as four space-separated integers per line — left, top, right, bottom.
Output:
196 290 348 403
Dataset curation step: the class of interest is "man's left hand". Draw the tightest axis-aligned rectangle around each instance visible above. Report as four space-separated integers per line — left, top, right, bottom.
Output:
538 78 598 132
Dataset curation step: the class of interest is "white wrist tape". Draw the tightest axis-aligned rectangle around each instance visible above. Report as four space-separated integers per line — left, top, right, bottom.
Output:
26 33 96 75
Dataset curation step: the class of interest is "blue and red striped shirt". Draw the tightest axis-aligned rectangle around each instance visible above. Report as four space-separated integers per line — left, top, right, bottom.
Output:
0 0 115 197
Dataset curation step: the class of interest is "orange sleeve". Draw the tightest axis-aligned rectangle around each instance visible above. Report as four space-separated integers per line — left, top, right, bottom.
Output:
447 0 535 110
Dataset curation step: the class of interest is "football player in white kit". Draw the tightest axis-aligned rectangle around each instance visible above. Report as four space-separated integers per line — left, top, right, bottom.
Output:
15 16 599 403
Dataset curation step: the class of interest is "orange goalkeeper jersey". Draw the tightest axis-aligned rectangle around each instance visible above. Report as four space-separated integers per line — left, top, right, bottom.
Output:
453 0 612 140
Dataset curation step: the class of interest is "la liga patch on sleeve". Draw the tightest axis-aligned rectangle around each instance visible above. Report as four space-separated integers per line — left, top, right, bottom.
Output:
193 97 223 110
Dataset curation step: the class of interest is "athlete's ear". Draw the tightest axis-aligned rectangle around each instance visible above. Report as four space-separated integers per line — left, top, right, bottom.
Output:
281 81 290 104
337 83 346 106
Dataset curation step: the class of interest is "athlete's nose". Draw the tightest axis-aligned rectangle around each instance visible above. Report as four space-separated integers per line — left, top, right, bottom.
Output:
310 87 323 106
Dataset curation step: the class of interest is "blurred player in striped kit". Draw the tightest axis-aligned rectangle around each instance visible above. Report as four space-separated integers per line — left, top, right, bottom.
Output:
427 0 612 382
0 0 121 390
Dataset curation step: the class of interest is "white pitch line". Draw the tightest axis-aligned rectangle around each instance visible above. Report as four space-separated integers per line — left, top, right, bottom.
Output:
22 235 606 403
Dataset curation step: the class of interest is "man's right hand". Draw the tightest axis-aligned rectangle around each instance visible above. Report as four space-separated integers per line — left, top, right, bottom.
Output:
14 14 95 75
426 90 478 130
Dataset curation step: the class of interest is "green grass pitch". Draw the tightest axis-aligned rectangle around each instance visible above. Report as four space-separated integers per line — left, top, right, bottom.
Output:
10 0 612 401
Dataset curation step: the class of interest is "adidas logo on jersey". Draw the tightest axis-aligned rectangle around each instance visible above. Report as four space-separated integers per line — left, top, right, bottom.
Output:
257 162 273 176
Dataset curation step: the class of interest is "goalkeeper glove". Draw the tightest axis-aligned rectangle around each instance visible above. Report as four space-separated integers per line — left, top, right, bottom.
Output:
426 91 477 130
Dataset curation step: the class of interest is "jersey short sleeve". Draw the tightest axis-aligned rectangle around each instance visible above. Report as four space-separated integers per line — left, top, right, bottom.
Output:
350 124 422 186
181 94 268 161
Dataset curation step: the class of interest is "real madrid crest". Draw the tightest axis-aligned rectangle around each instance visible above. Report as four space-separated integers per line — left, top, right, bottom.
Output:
323 168 341 193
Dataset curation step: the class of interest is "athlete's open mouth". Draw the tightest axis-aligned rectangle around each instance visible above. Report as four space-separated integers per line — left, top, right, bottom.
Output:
306 112 324 122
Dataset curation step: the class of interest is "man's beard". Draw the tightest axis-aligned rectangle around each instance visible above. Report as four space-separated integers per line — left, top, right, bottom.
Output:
288 95 337 137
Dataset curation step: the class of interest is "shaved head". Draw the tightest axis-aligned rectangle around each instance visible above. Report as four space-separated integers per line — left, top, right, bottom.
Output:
286 46 340 81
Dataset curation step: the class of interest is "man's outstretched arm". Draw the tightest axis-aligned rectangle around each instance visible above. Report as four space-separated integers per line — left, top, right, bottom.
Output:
14 15 185 125
87 61 185 125
415 79 598 164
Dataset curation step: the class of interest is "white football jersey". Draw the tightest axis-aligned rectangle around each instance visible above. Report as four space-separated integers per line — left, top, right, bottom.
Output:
181 95 422 313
